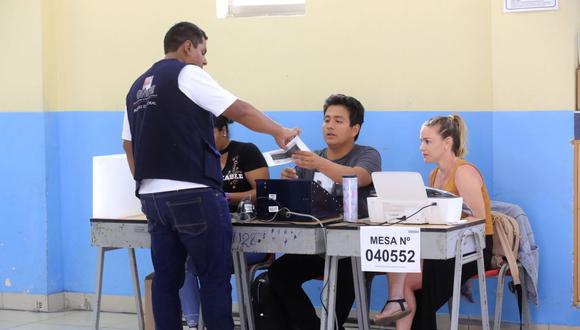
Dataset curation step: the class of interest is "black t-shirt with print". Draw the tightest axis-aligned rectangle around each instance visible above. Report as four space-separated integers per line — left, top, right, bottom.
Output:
221 140 267 210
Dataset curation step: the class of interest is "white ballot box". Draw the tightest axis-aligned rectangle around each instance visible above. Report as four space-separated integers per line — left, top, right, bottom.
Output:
92 154 141 218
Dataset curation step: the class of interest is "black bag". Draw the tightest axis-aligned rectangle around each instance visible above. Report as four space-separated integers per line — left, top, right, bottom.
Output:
251 272 290 330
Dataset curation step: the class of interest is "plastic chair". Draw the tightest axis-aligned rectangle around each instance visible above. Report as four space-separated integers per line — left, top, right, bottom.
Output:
491 262 529 330
447 261 530 330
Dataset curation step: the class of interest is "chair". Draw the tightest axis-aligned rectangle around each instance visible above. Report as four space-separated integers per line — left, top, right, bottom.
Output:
247 253 276 286
447 257 530 330
453 207 531 329
490 261 530 330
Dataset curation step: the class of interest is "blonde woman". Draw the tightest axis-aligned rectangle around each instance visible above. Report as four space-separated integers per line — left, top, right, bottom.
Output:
375 115 495 329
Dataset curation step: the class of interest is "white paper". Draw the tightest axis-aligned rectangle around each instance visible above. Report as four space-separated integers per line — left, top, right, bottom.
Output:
360 226 421 273
503 0 558 13
313 172 334 193
263 136 311 167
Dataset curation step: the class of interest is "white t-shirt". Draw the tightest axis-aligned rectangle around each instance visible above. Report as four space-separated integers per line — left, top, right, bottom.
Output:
123 64 237 194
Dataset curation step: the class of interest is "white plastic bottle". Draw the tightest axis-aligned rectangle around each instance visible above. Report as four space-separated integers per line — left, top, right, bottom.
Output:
342 175 358 222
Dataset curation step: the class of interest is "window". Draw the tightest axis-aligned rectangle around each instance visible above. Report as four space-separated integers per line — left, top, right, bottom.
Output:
217 0 305 18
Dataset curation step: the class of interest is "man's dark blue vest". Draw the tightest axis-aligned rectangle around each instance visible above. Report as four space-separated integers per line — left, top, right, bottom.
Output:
126 59 222 193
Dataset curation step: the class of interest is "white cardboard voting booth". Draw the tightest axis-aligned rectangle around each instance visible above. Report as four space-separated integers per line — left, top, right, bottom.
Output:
92 154 141 218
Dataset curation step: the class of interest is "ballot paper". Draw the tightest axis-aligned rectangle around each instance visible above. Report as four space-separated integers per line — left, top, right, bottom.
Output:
263 136 310 167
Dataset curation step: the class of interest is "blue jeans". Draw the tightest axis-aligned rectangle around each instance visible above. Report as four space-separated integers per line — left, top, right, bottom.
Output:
179 253 268 326
140 187 234 330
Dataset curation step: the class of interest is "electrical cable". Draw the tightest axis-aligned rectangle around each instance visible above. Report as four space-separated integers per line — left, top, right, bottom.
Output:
253 196 289 222
378 202 438 226
253 199 339 326
284 210 339 327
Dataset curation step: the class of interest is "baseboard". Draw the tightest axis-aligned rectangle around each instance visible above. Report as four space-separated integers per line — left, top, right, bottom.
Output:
0 292 135 313
66 292 241 314
0 291 240 314
1 292 65 312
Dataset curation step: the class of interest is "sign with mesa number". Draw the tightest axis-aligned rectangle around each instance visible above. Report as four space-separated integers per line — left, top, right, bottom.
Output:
360 226 421 273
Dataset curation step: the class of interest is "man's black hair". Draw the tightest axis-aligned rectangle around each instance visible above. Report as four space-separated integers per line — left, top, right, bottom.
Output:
164 22 208 54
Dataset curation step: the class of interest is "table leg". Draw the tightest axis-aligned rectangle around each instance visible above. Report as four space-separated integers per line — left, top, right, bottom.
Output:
128 248 145 330
474 233 490 330
351 257 370 330
451 229 490 330
320 255 331 330
324 256 339 330
93 247 106 330
450 231 465 330
198 308 205 330
232 250 248 330
351 258 363 330
238 250 254 330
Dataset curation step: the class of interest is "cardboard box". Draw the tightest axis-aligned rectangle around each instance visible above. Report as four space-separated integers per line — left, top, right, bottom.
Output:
145 272 155 330
577 67 580 111
575 112 580 140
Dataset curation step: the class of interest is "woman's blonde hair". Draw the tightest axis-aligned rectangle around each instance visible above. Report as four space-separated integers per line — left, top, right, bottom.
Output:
423 114 468 158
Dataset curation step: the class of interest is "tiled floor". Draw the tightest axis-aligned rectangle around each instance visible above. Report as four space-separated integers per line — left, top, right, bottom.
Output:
0 310 174 330
1 309 537 330
0 310 372 329
0 310 381 330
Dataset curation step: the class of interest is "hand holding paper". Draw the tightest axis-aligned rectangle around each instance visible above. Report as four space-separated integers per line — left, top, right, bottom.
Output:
281 167 299 179
263 135 311 167
292 150 324 170
275 127 301 149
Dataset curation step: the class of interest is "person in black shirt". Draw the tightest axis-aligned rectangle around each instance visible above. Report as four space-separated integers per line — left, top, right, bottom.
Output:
213 115 269 212
179 115 269 328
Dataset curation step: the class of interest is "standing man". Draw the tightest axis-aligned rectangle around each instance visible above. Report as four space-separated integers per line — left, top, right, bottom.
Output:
268 94 381 330
122 22 299 330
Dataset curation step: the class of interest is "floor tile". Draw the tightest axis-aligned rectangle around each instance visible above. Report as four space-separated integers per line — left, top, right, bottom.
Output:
35 311 119 327
9 324 91 330
96 312 142 329
0 311 59 322
0 320 31 330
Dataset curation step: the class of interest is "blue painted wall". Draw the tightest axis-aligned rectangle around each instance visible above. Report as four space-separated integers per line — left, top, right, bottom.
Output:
45 113 64 294
491 112 575 324
0 113 49 294
0 110 576 325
